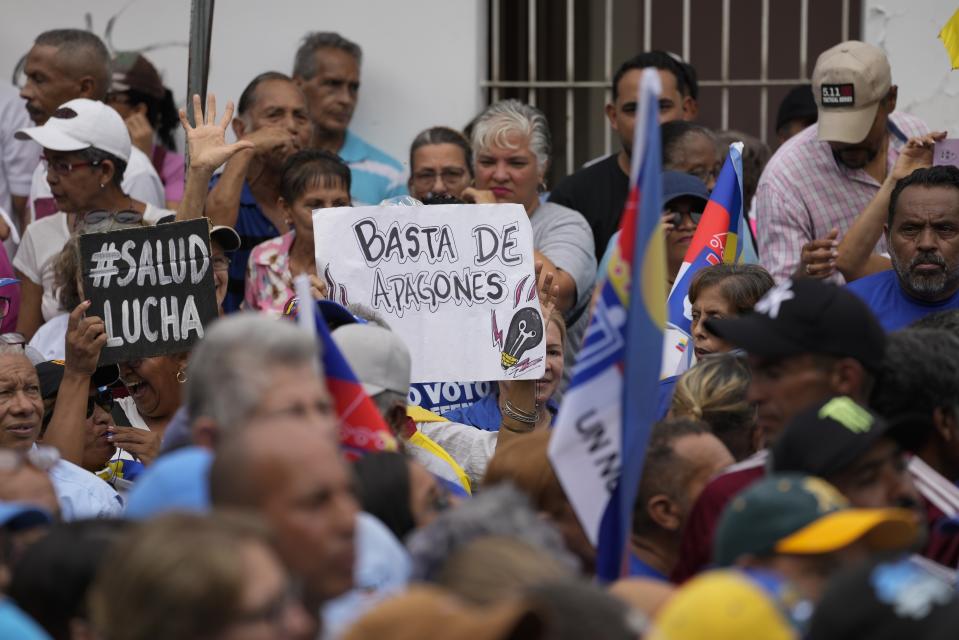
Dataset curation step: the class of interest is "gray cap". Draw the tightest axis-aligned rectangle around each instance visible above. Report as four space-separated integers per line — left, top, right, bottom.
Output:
332 324 412 397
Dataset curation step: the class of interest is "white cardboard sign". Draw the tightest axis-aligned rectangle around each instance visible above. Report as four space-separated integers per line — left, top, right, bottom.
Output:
314 203 547 383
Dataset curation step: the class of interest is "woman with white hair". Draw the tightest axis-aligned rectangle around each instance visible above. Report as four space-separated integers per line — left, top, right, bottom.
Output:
467 100 596 387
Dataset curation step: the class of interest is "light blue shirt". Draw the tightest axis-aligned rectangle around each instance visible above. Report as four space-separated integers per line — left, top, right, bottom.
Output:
45 455 123 520
0 599 51 639
338 130 407 206
321 513 411 638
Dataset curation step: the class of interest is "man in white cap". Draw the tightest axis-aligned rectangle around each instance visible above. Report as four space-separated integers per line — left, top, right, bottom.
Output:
755 40 930 283
12 98 173 340
18 29 163 223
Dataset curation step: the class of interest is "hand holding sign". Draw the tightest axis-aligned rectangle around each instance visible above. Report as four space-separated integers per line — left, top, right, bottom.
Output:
65 301 108 376
895 131 946 180
79 219 219 365
314 203 546 382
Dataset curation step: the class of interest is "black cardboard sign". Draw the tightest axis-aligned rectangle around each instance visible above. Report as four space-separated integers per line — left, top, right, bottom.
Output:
79 219 218 365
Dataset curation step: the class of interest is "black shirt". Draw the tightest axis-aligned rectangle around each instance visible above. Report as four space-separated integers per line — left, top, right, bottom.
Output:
548 153 629 259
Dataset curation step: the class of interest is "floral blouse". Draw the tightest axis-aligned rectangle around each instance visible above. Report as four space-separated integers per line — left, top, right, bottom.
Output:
244 231 297 317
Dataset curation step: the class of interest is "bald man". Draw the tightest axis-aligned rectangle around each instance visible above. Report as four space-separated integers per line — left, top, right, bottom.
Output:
209 417 358 615
18 29 163 222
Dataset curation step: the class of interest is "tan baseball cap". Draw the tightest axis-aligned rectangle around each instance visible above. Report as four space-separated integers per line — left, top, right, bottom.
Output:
812 41 891 144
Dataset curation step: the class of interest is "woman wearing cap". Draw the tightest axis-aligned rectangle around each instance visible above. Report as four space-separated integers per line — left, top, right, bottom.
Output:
13 98 175 341
106 52 185 210
467 100 595 381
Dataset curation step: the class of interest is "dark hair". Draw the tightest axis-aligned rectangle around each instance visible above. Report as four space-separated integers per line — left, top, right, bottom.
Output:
661 121 715 168
353 452 416 540
523 581 637 640
688 264 775 313
633 418 711 535
409 126 473 177
77 147 127 187
34 29 110 98
888 165 959 228
612 50 698 102
872 328 959 428
911 309 959 332
237 71 295 117
293 32 362 79
279 149 351 204
9 519 128 639
120 87 180 151
54 236 81 312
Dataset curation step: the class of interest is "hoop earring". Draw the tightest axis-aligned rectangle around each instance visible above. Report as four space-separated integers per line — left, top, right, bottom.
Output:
176 369 188 384
538 181 548 193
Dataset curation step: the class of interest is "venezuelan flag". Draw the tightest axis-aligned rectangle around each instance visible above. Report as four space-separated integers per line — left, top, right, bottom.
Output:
662 143 756 378
293 276 397 460
549 68 666 582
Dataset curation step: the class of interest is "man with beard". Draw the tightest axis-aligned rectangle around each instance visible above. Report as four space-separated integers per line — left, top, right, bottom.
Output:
846 166 959 330
203 72 313 312
755 41 928 283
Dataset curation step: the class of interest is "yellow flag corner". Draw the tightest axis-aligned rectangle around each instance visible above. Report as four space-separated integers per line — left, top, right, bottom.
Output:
939 9 959 70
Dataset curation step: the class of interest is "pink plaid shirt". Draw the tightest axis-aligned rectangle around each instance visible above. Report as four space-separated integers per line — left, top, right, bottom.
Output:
755 112 928 283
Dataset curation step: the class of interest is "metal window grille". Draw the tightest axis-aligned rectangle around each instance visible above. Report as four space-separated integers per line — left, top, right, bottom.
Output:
485 0 860 185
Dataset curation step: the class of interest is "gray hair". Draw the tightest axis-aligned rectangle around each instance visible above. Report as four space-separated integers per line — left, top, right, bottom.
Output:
185 314 319 431
34 29 111 98
471 99 552 174
292 32 362 79
406 484 579 581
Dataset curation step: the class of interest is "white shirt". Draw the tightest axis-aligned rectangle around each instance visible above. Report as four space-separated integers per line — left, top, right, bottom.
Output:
0 84 39 251
416 421 497 489
45 453 124 520
28 312 68 360
27 145 164 225
12 204 171 323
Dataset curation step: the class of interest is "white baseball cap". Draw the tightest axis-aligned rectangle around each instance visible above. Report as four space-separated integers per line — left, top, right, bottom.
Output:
15 98 132 162
332 324 412 397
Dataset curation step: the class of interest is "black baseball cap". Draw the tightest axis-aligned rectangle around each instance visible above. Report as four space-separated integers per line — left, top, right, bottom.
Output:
705 278 886 371
776 84 817 132
36 360 120 400
770 396 926 478
808 556 959 640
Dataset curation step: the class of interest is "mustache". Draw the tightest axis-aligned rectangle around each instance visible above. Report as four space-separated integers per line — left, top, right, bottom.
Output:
909 252 946 270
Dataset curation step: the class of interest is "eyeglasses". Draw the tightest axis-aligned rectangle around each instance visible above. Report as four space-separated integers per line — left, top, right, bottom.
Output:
0 445 60 473
0 297 10 320
412 168 469 187
212 255 231 272
87 389 115 419
41 155 102 176
81 210 143 226
667 208 704 228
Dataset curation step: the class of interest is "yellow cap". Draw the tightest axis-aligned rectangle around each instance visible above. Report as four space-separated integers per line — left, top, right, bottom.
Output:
648 571 795 640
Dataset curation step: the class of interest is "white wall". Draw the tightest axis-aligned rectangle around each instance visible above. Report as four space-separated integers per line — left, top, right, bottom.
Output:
0 0 486 170
863 0 959 134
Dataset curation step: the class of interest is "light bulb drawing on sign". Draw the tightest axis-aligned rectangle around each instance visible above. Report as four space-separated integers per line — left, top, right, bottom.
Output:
491 274 545 377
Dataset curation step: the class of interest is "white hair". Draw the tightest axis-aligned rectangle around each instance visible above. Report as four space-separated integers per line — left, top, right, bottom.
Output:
470 99 552 174
185 314 320 431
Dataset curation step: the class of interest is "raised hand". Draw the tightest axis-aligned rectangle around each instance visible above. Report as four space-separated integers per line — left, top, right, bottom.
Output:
534 260 560 326
891 131 947 182
125 111 155 155
179 94 255 173
64 301 108 376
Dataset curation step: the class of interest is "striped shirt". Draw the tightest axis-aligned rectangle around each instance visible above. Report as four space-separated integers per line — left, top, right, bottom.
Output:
339 130 407 206
755 112 928 283
208 174 280 313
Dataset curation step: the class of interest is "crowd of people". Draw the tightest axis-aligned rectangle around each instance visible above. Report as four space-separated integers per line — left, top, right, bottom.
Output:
0 25 958 639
